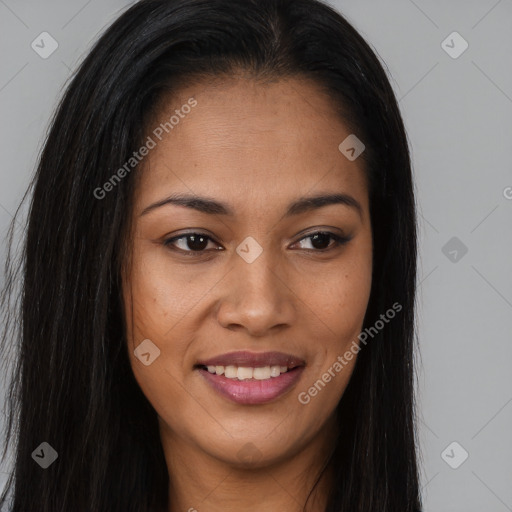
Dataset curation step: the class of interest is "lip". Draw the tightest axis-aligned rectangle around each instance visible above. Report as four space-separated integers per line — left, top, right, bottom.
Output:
196 350 306 369
195 350 306 405
198 366 305 405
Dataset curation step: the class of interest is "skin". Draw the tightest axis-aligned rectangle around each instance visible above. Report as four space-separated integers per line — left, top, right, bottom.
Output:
122 75 373 512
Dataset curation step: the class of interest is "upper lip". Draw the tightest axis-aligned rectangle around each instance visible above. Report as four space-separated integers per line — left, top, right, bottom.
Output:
196 351 306 368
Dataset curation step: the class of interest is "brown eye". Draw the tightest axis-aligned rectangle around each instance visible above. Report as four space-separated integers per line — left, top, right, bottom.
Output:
164 233 222 255
294 231 351 251
163 230 350 258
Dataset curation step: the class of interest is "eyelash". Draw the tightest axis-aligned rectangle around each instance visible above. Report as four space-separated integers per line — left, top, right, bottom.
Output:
163 231 351 257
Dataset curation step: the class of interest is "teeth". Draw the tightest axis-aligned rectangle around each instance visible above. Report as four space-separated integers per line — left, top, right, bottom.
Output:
270 366 281 377
253 367 271 380
204 364 290 380
225 365 237 378
237 367 253 380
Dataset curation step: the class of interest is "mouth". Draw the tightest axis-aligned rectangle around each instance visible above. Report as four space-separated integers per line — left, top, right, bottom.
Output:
195 351 306 405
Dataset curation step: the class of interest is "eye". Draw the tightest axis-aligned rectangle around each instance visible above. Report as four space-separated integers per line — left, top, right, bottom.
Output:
163 230 351 257
163 233 222 255
293 231 351 252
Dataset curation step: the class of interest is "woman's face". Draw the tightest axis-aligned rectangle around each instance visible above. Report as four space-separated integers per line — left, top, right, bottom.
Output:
122 76 372 468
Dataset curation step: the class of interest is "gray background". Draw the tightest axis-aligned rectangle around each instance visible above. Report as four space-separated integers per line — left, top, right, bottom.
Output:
1 0 511 510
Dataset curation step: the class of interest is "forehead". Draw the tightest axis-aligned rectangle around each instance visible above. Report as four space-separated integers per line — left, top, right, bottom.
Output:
135 76 368 213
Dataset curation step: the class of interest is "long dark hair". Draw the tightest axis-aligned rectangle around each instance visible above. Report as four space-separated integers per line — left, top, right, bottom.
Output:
0 0 421 510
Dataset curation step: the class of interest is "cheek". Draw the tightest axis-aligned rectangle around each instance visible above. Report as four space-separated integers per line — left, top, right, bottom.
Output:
299 240 373 339
123 246 209 341
122 261 195 428
121 252 194 403
295 239 372 401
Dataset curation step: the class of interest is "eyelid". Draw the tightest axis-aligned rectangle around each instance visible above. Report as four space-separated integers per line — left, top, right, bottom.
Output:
163 229 351 255
163 231 223 254
292 231 351 249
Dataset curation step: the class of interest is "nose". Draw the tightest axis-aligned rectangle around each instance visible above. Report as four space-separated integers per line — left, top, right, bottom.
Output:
215 247 295 337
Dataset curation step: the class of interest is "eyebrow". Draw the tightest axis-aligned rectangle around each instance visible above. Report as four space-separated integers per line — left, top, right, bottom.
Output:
140 192 362 219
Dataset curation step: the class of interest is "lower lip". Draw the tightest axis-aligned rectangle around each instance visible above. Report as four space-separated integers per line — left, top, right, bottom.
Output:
198 366 305 405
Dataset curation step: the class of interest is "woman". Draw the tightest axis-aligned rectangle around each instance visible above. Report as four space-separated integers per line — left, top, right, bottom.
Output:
0 0 421 510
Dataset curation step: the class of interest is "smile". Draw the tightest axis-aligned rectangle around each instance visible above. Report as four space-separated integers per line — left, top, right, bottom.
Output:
195 351 306 405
